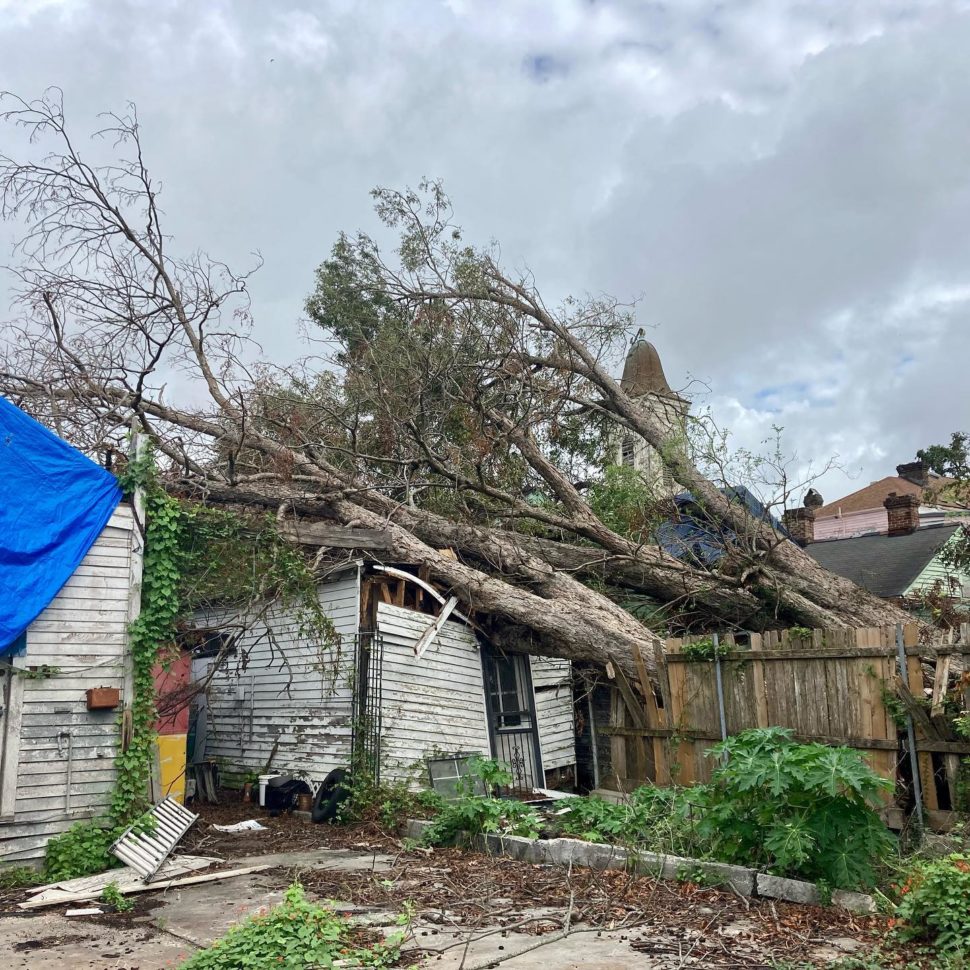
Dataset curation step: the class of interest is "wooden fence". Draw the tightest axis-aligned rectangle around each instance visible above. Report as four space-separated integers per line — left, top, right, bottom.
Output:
600 623 970 829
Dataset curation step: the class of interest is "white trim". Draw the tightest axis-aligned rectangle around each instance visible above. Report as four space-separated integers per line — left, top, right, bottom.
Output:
0 659 26 819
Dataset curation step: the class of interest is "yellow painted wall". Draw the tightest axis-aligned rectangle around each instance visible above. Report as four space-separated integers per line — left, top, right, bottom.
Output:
155 734 187 804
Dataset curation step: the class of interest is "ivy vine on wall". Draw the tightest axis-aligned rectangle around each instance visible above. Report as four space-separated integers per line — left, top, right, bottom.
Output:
112 452 184 822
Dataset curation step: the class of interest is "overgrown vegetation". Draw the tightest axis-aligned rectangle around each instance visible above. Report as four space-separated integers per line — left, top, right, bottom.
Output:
691 728 895 888
44 819 122 882
179 883 406 969
556 785 695 857
411 733 894 891
893 853 970 956
419 757 541 846
112 455 184 823
340 770 443 830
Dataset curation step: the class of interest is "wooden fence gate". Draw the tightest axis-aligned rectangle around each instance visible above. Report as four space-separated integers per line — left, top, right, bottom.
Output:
601 623 970 829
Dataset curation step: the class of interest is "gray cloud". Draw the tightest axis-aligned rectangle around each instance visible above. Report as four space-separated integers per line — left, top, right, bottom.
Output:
2 0 969 503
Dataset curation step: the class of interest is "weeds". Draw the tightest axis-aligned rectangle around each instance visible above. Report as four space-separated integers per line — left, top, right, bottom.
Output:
556 786 697 857
420 757 541 846
179 883 406 969
892 853 970 956
101 880 134 913
0 865 39 890
43 819 123 881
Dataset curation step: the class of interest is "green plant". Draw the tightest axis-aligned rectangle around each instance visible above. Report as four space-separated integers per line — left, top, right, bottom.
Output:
689 727 895 889
557 786 697 857
894 853 970 955
43 819 123 882
101 880 134 913
0 865 39 890
464 756 512 797
422 794 541 846
421 757 540 846
15 664 61 680
681 638 729 662
111 453 185 823
675 862 722 888
339 770 443 830
179 883 404 969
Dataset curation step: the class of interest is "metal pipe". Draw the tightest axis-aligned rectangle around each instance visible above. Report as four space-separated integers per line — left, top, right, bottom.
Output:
587 689 600 790
61 730 73 813
713 634 728 760
896 623 925 829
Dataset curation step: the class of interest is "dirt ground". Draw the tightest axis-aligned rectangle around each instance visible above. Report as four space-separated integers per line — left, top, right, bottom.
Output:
0 793 921 968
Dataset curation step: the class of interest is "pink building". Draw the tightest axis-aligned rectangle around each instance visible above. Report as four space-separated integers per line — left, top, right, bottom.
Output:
813 460 968 542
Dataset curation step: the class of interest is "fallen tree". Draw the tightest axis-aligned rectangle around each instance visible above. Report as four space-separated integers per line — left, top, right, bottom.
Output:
0 92 913 682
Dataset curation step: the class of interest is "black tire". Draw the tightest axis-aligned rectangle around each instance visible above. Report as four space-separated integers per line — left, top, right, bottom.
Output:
311 768 351 824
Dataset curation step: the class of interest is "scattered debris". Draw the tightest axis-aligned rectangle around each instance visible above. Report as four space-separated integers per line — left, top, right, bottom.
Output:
64 907 103 917
212 819 268 833
111 797 199 881
18 858 268 911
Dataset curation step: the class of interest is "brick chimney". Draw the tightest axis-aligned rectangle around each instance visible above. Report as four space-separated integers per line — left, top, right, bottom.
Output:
783 507 816 546
884 492 920 536
896 459 930 487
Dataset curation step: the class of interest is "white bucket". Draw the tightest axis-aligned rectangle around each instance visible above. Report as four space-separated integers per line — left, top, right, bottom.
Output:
258 774 279 808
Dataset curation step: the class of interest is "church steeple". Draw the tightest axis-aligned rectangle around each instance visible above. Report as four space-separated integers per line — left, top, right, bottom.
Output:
620 329 675 397
615 333 689 495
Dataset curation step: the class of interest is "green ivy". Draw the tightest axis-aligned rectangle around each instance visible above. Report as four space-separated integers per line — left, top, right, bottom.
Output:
111 455 184 822
681 637 729 662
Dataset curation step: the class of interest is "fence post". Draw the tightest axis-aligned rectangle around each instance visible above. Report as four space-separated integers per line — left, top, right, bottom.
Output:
896 623 925 829
712 633 728 763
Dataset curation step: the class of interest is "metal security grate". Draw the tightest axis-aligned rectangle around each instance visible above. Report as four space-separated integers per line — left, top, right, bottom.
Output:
110 797 198 881
351 631 384 783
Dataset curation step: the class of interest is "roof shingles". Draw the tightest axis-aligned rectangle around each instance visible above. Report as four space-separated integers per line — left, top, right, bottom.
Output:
805 525 959 598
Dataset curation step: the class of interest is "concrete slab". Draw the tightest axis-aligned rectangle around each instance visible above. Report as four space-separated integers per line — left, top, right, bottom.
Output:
411 924 680 970
3 912 188 970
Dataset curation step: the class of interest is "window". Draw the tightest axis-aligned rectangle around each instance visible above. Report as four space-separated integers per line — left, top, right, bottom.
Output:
488 655 525 728
621 435 636 467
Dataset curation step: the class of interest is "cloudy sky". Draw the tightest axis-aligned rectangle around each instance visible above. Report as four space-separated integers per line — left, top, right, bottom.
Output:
2 0 969 503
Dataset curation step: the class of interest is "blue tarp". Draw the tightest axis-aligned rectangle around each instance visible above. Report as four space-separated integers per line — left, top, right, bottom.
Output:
654 486 789 568
0 396 122 654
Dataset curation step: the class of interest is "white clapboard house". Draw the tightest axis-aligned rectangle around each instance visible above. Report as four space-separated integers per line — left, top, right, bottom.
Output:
0 398 140 865
192 562 576 794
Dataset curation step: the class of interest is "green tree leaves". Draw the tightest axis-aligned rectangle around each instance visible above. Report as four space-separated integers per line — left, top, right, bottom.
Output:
692 728 895 888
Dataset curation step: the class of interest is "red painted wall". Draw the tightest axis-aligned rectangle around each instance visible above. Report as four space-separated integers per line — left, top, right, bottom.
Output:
154 651 192 735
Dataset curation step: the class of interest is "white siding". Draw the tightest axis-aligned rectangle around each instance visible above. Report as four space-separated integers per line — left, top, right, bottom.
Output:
196 568 360 784
0 505 136 865
376 603 491 785
530 657 576 772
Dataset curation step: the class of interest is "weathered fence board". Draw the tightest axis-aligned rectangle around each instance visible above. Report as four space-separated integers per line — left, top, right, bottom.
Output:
601 622 970 826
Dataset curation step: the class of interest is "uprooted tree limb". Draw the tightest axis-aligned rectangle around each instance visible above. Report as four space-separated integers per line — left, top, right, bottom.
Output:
0 91 913 684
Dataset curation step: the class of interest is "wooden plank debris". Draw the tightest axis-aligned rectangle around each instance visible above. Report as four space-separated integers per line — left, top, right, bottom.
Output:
20 863 269 910
413 597 460 658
